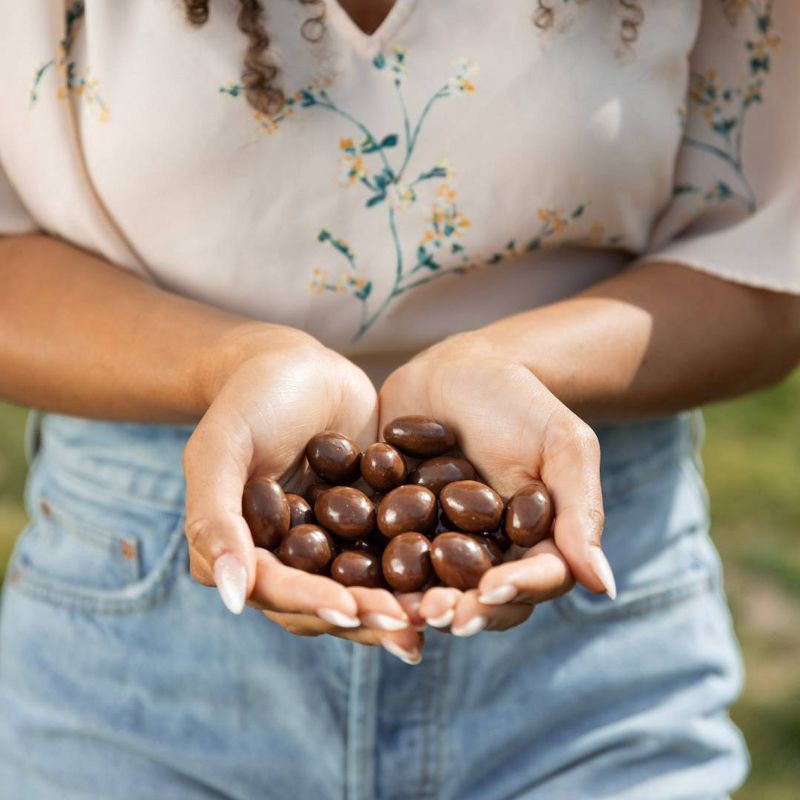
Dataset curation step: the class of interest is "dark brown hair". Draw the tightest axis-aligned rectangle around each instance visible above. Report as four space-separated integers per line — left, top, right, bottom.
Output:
183 0 325 116
186 1 644 118
534 0 644 42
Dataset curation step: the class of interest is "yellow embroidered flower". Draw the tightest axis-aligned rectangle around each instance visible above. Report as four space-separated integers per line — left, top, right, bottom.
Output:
388 182 416 209
339 137 355 152
435 184 457 202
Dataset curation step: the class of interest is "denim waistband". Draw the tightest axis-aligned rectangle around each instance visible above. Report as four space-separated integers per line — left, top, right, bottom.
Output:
24 410 701 512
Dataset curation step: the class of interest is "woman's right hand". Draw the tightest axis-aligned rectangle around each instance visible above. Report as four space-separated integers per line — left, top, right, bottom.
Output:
182 323 423 663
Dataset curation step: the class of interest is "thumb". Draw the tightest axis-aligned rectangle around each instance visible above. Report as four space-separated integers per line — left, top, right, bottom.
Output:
541 416 616 599
182 414 257 614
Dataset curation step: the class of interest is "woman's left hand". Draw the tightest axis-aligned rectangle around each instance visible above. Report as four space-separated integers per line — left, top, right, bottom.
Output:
379 332 616 637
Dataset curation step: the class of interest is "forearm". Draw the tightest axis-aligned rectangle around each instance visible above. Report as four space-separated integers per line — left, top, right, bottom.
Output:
476 262 800 422
0 234 301 422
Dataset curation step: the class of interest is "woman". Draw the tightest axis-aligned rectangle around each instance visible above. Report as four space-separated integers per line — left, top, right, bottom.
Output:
0 0 797 797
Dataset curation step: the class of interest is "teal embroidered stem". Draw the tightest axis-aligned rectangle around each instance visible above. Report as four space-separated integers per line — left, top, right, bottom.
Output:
29 59 55 106
398 87 449 180
316 95 394 175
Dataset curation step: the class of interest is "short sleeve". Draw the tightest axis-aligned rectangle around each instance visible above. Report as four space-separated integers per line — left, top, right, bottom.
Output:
0 159 38 236
634 0 799 294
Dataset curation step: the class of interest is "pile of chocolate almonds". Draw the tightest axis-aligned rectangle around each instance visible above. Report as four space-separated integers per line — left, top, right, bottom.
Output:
242 416 553 593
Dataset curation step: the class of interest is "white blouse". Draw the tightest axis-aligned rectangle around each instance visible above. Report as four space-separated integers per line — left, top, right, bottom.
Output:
1 1 798 367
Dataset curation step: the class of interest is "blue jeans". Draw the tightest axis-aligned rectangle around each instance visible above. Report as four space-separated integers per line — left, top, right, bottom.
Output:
0 411 748 799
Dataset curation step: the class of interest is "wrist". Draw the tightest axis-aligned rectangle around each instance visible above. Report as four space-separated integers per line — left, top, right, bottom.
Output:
196 320 322 410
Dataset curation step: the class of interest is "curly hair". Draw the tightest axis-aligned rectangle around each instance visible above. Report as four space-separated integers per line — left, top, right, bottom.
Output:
533 0 644 42
183 0 325 117
185 1 645 118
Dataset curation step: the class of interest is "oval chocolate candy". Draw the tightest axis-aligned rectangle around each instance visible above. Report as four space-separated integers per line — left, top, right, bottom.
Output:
286 493 314 528
314 486 375 539
383 416 456 458
382 532 433 593
242 477 290 550
360 442 407 494
439 480 504 533
278 524 335 574
305 431 361 484
505 481 554 547
330 550 383 588
377 485 437 539
430 532 495 590
408 455 476 497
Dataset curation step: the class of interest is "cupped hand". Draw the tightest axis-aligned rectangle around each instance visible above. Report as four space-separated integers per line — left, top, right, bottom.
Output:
379 332 616 636
182 323 422 660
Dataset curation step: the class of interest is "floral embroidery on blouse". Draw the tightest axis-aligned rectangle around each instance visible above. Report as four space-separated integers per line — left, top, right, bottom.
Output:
224 47 619 340
675 0 778 213
29 1 110 122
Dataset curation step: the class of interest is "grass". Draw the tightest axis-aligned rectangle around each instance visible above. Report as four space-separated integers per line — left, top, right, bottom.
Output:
2 377 799 797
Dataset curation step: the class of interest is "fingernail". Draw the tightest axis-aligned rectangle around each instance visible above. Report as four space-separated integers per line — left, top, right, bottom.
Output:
318 608 361 628
415 624 427 632
426 608 454 629
589 548 617 600
478 584 517 605
451 615 488 638
214 554 247 615
361 613 409 632
382 640 422 666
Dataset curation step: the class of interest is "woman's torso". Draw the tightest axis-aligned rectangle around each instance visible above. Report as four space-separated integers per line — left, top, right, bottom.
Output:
0 0 701 354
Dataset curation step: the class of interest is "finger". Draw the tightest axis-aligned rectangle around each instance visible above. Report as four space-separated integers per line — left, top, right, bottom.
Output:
540 413 615 597
263 611 378 644
249 550 360 627
476 539 575 606
348 587 424 664
395 592 427 631
348 586 410 632
418 586 463 630
264 609 424 665
183 413 256 615
452 589 534 635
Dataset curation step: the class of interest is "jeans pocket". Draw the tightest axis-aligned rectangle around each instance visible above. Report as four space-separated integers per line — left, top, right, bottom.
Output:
7 464 186 614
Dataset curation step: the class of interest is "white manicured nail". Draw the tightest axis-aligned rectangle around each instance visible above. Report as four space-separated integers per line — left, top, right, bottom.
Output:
214 554 247 615
478 584 517 605
318 608 361 628
451 616 488 638
426 608 455 628
382 640 422 666
589 548 617 600
361 613 409 631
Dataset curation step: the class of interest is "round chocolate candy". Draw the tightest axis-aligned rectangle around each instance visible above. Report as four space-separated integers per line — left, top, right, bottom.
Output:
377 485 437 539
505 482 554 547
306 482 333 506
408 455 477 497
286 493 314 528
382 532 433 593
431 532 495 590
361 443 407 494
242 477 290 550
314 486 375 539
330 550 383 588
279 524 335 574
440 480 504 533
305 431 361 484
383 416 456 458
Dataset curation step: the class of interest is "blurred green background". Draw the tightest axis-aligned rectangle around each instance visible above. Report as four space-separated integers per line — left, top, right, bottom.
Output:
1 379 799 798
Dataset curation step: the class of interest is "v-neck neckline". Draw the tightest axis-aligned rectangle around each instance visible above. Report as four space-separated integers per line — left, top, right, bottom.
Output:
325 0 417 58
